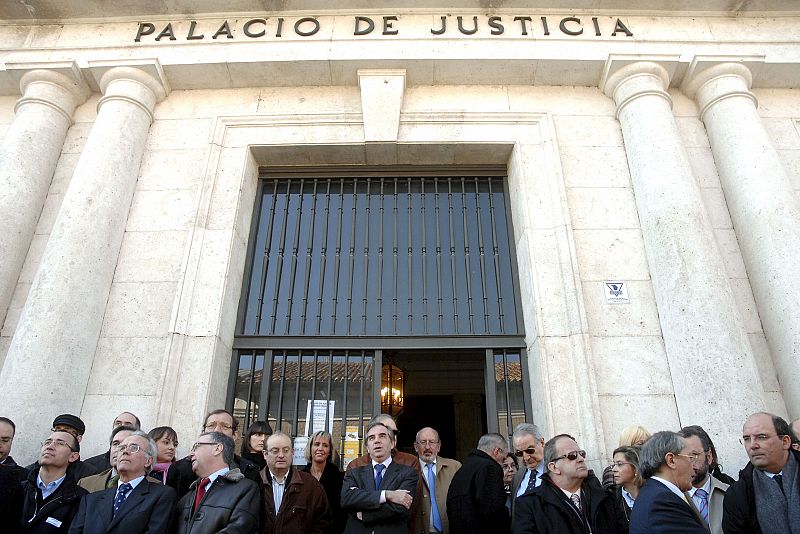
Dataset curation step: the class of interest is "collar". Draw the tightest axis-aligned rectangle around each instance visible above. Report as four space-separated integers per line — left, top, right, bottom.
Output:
621 487 636 508
688 474 713 496
764 470 783 478
536 460 545 475
119 474 145 490
423 458 437 469
270 468 290 484
372 457 393 470
651 476 687 501
207 467 230 486
37 472 66 490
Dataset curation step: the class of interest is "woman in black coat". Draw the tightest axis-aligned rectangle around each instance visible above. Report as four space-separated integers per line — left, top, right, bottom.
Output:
240 420 271 471
301 430 346 534
610 446 643 533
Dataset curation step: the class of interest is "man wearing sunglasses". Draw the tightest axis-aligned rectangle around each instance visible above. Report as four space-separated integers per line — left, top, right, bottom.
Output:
20 430 88 532
69 431 176 533
513 434 625 534
510 423 546 522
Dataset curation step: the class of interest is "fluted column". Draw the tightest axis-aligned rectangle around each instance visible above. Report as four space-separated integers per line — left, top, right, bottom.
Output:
0 62 89 328
601 60 764 469
684 62 800 419
0 62 168 456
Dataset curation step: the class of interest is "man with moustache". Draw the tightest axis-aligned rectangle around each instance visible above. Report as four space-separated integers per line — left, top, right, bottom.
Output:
679 426 728 534
512 434 624 534
414 427 461 534
77 425 139 492
69 431 176 533
20 430 88 533
342 422 419 534
629 431 708 534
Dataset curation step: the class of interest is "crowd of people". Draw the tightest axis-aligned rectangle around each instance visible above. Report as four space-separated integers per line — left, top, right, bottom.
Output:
0 408 798 533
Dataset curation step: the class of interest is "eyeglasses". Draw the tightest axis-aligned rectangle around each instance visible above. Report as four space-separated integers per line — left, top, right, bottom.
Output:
415 440 440 446
610 461 633 469
116 443 143 453
674 453 701 462
204 422 233 431
551 450 587 462
41 438 77 452
514 446 538 458
191 442 218 452
267 447 292 455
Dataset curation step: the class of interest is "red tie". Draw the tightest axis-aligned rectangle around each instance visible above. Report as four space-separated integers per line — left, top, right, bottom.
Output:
194 478 210 512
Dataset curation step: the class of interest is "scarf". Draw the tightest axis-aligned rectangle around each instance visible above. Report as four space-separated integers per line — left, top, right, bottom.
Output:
753 451 800 534
150 462 172 484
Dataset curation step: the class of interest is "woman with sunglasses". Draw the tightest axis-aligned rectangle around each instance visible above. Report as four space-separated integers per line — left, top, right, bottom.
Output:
610 446 643 532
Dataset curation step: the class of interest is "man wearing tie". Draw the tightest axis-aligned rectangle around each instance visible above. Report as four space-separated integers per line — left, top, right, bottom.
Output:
414 427 461 534
341 422 419 534
678 426 728 534
628 431 709 534
69 431 176 533
509 423 545 524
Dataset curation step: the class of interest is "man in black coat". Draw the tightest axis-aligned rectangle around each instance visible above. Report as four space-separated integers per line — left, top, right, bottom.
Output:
513 434 626 534
175 432 260 533
69 431 176 533
723 412 800 534
1 417 28 484
27 414 100 481
172 409 261 500
446 433 511 534
21 430 88 533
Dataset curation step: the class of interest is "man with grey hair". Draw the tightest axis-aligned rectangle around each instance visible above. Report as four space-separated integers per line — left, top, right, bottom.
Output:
175 431 260 533
510 423 546 520
70 430 176 533
446 433 510 534
512 433 624 533
723 412 800 534
629 430 707 533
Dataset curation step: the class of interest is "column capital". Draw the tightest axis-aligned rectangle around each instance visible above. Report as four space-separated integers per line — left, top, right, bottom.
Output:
5 61 90 124
600 55 680 117
681 57 763 120
87 59 170 122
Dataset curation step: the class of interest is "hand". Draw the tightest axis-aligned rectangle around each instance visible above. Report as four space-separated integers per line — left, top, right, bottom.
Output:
356 511 363 521
386 489 413 509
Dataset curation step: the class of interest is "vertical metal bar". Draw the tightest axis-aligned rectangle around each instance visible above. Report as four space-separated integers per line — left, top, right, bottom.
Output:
300 179 318 334
460 177 475 334
331 180 345 332
244 351 257 427
484 348 499 434
325 351 334 433
361 178 371 335
406 177 414 332
502 350 513 440
292 352 302 437
276 351 287 432
258 350 273 421
373 350 383 430
284 179 305 334
474 177 490 334
340 350 350 463
376 178 385 334
225 350 239 413
269 181 292 334
255 180 280 334
358 350 366 443
309 350 319 434
392 179 399 335
434 178 443 334
315 179 332 335
447 178 459 331
420 177 428 334
487 178 505 332
346 178 358 335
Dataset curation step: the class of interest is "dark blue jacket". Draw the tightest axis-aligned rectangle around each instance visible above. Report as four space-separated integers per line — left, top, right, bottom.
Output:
629 478 708 534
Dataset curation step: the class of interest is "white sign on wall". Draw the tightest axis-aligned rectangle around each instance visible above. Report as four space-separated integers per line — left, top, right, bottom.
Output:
604 281 630 304
293 436 309 466
305 400 335 435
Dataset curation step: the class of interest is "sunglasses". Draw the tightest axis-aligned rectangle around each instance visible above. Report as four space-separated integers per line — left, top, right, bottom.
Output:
514 446 538 457
551 450 587 462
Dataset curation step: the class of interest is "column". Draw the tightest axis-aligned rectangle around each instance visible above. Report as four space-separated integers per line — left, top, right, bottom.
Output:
684 61 800 420
0 62 168 456
0 62 88 327
601 60 764 469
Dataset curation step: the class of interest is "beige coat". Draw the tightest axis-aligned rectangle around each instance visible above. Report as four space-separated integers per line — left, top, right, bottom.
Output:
707 475 729 534
418 456 462 534
78 468 161 493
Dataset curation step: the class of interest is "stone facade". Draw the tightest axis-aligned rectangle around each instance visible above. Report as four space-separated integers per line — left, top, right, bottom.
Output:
0 2 797 473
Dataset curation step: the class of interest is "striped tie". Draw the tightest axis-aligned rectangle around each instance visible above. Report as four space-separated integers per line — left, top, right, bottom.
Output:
694 488 709 524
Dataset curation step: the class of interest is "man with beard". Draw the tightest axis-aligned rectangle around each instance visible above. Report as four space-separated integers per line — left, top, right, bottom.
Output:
512 434 624 534
414 427 461 534
679 426 728 534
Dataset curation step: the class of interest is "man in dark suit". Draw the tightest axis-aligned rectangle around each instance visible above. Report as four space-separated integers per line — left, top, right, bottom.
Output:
69 431 176 533
341 421 419 534
82 413 140 474
509 423 546 522
629 430 709 534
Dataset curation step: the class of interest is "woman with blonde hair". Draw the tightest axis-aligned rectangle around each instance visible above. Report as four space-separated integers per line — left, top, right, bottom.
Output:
602 425 651 488
301 430 345 533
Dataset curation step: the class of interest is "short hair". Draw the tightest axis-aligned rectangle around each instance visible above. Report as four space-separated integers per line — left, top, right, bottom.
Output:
512 423 544 442
365 422 395 443
266 432 293 456
368 414 396 428
127 430 157 473
305 430 339 464
415 427 440 443
612 446 643 487
477 433 507 455
543 434 576 467
52 430 80 453
678 425 711 451
0 417 16 433
639 431 684 479
241 421 273 455
117 412 141 430
618 425 651 447
148 426 178 445
202 431 235 466
505 452 519 468
109 425 137 444
203 409 239 433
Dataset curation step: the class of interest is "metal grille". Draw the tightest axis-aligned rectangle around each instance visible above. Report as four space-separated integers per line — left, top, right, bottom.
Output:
240 176 520 337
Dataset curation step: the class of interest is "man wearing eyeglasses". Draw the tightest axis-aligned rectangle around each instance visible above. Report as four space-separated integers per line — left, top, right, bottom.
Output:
20 430 88 533
77 425 149 493
27 414 99 480
678 426 728 534
414 427 461 534
628 431 708 534
722 412 800 534
82 412 141 475
69 431 176 533
172 409 262 499
513 434 624 534
510 423 546 522
175 431 260 533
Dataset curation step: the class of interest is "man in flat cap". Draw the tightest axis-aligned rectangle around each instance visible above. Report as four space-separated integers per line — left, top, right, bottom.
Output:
27 414 100 479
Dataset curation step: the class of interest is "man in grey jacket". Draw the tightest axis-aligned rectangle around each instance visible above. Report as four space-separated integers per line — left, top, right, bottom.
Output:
175 432 260 534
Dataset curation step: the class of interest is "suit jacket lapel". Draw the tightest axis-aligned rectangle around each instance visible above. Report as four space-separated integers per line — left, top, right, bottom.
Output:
109 479 149 529
380 462 403 490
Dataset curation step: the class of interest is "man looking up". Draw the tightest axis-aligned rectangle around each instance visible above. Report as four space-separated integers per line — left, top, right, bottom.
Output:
83 412 140 473
77 425 138 492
